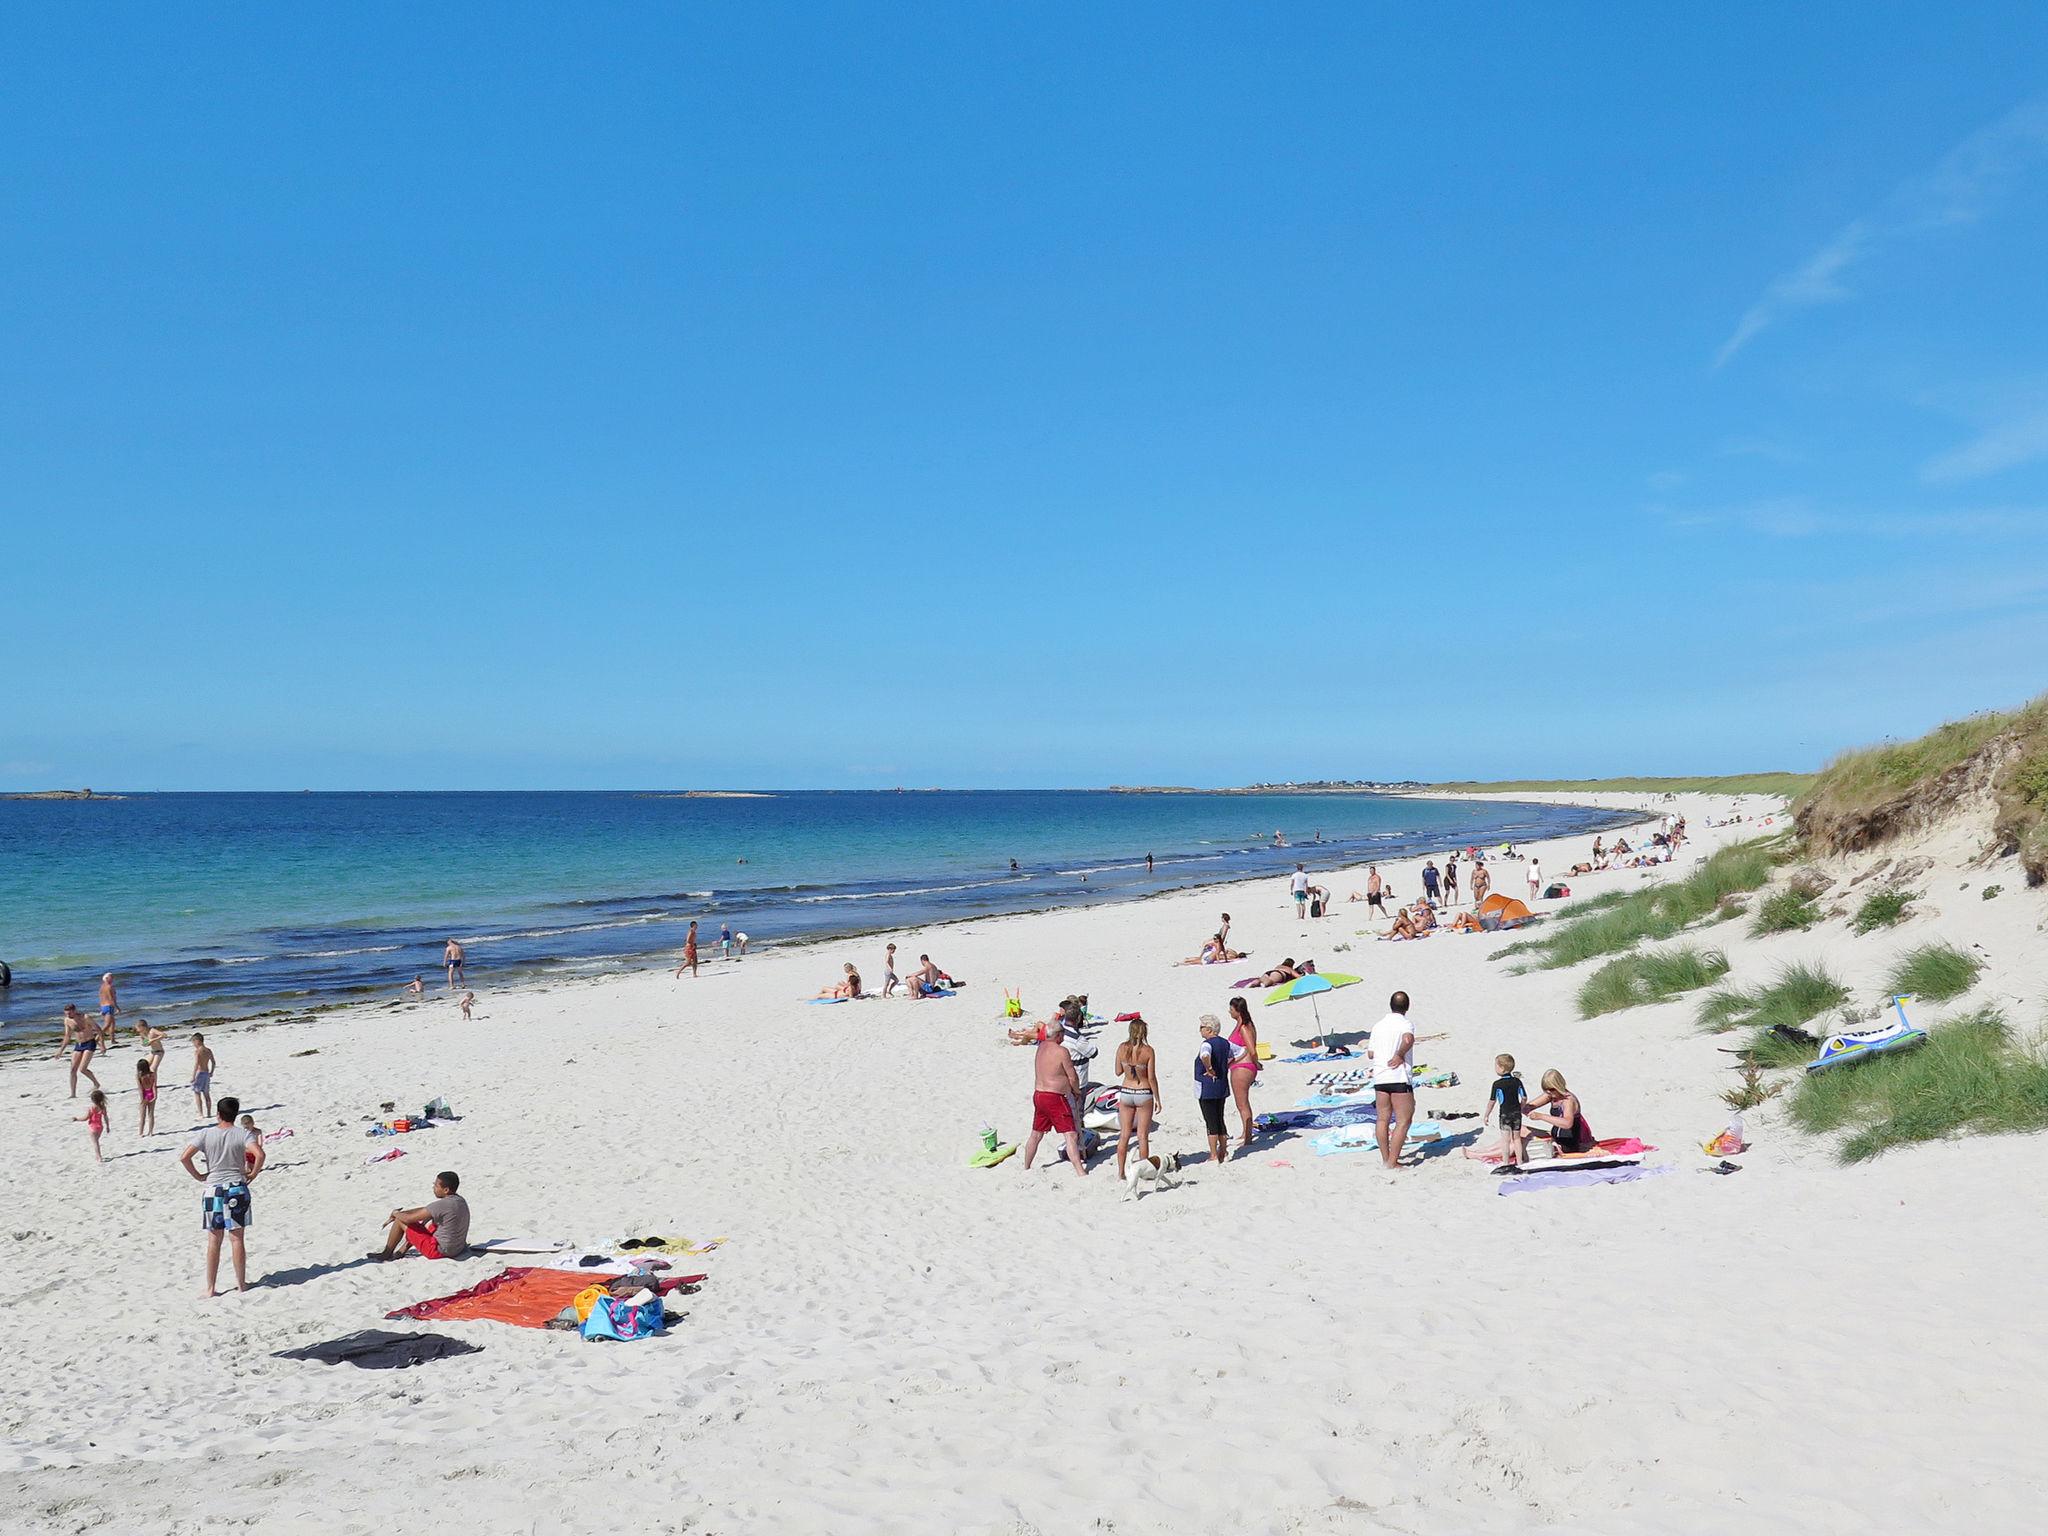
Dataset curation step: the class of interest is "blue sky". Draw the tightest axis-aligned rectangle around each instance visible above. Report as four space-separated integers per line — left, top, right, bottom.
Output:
6 5 2048 789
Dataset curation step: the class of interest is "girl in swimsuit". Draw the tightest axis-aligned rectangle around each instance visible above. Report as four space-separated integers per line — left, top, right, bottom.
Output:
1522 1069 1592 1155
1112 1018 1160 1180
1225 996 1260 1150
75 1090 109 1163
136 1059 158 1136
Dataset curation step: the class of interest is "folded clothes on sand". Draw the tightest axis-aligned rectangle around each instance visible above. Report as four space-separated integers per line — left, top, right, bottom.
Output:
274 1329 483 1370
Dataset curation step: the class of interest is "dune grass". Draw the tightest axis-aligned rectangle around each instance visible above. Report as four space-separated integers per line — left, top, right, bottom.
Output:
1507 839 1778 971
1850 887 1916 934
1884 942 1982 1003
1799 691 2048 883
1696 961 1852 1066
1576 946 1731 1018
1749 887 1822 936
1789 1007 2048 1161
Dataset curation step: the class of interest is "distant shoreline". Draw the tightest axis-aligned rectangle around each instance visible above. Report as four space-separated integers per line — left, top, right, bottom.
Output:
1 789 125 801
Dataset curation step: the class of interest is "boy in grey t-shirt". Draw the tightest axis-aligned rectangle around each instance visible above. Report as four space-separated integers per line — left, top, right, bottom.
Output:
371 1171 470 1260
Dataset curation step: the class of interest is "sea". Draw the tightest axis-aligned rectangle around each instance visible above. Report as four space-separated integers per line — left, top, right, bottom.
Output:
0 790 1632 1034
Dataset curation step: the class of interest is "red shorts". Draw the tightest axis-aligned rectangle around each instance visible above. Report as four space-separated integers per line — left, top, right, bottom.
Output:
403 1224 443 1259
1032 1091 1075 1134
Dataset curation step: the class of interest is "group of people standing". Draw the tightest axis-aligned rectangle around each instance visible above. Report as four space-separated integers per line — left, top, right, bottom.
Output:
1020 993 1263 1179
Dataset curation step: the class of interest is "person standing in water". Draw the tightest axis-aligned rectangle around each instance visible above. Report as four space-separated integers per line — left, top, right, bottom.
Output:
443 939 466 990
1146 852 1154 874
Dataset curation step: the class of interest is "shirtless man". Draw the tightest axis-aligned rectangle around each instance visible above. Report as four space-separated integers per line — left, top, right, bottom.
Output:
1366 866 1386 916
190 1033 217 1119
674 921 699 979
1022 1025 1086 1176
98 972 120 1045
58 1004 102 1097
907 953 946 997
443 939 466 990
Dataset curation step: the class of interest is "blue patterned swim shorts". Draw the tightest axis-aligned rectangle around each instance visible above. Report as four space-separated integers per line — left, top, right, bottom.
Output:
203 1183 252 1231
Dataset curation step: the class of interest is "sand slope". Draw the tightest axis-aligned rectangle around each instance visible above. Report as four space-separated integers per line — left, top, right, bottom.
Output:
5 792 2046 1534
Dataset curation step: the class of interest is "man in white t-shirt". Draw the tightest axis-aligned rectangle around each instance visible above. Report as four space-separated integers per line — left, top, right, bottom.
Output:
1370 992 1417 1170
1290 865 1310 917
1527 857 1543 900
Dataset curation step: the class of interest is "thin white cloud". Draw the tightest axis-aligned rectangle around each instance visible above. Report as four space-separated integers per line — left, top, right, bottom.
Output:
1659 496 2048 540
1716 97 2048 367
1922 397 2048 483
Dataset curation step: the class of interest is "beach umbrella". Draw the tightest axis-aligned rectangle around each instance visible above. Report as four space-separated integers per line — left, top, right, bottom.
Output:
1262 971 1361 1046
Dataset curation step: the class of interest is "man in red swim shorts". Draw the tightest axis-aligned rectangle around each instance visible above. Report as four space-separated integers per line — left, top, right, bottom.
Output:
1023 1028 1087 1176
369 1171 471 1261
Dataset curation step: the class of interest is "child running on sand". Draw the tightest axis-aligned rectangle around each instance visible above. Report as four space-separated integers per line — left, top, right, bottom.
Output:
136 1059 158 1136
77 1089 110 1162
190 1033 215 1119
458 990 475 1021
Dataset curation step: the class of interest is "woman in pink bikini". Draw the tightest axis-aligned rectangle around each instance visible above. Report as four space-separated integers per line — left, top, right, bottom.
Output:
1225 996 1260 1151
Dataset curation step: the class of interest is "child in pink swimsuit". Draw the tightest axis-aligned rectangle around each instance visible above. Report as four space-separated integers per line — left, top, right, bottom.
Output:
76 1089 110 1163
136 1059 158 1136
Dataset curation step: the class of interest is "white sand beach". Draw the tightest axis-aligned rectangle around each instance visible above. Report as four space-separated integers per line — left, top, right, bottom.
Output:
5 792 2046 1535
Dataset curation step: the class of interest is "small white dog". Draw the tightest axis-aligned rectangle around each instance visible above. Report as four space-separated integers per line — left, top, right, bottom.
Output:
1123 1150 1183 1201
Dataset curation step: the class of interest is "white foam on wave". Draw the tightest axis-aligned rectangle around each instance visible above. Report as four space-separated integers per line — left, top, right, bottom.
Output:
794 878 1019 904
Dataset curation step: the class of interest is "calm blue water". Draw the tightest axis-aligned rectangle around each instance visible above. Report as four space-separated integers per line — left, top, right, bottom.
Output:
0 790 1627 1032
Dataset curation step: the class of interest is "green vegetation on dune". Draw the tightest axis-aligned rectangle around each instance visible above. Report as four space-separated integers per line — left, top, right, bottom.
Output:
1432 773 1811 797
1696 961 1852 1068
1506 839 1778 971
1749 888 1822 936
1798 691 2048 884
1790 1008 2048 1162
1884 942 1982 1004
1576 946 1730 1018
1850 887 1916 934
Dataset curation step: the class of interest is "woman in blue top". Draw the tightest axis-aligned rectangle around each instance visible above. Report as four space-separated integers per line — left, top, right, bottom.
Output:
1194 1015 1233 1166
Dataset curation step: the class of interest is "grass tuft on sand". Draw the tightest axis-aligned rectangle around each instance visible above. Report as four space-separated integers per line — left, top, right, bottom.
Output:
1884 942 1982 1003
1576 946 1730 1018
1850 887 1916 934
1789 1008 2048 1161
1695 961 1852 1067
1509 839 1778 970
1750 888 1822 936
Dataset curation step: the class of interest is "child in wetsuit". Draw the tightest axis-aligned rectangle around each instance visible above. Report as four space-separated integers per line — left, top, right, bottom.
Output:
1486 1054 1525 1165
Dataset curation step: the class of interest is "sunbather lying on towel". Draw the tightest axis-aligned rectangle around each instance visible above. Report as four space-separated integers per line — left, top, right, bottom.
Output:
814 963 863 1000
1179 935 1247 966
1243 958 1315 988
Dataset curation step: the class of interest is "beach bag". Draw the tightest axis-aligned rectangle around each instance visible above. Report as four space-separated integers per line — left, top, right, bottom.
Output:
581 1294 665 1342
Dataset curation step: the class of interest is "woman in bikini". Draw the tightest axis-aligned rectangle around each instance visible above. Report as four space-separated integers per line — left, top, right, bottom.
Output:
814 963 863 1000
1112 1018 1160 1180
1522 1069 1594 1155
1243 959 1301 988
1225 996 1260 1151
